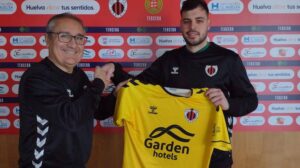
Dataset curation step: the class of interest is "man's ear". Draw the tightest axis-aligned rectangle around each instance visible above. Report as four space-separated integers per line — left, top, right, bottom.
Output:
45 33 50 46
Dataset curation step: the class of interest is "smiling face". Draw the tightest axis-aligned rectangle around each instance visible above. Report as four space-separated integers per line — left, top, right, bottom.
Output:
180 6 210 52
46 18 86 73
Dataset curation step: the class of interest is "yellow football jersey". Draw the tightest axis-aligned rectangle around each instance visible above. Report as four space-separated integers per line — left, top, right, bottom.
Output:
114 80 231 168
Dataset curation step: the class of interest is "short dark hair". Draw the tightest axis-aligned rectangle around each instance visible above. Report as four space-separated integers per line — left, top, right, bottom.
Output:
180 0 209 16
46 13 85 33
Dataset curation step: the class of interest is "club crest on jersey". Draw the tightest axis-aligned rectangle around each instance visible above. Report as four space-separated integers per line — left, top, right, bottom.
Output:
109 0 128 18
205 65 218 77
184 108 199 122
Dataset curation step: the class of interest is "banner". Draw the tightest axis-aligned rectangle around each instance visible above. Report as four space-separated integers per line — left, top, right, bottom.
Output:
0 0 300 133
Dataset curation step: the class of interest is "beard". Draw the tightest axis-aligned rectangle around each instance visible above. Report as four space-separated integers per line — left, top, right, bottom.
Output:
182 31 208 47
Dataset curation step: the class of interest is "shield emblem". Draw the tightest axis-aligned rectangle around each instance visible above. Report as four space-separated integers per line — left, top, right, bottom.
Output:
109 0 128 18
184 109 199 122
205 65 218 77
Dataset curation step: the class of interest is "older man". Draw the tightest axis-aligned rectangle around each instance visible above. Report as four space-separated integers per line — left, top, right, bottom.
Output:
18 13 113 168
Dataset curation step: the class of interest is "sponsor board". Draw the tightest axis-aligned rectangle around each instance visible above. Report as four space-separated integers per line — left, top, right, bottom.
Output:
21 0 100 14
0 71 9 82
208 0 244 14
0 106 9 117
248 0 300 14
99 49 124 59
268 116 293 126
156 36 185 46
252 104 265 114
13 106 20 116
127 49 153 59
11 71 24 81
99 36 124 46
10 49 37 59
0 49 7 59
0 119 10 129
269 103 300 113
0 0 17 14
269 82 294 92
247 69 294 80
240 116 265 126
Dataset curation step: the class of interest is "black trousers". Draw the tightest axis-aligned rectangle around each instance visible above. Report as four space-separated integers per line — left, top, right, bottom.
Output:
209 149 233 168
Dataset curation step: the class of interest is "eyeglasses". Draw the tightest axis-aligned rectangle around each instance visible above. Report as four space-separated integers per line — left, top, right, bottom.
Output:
47 32 87 45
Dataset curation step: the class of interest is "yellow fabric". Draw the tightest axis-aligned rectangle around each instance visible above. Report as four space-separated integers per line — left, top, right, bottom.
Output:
114 80 231 168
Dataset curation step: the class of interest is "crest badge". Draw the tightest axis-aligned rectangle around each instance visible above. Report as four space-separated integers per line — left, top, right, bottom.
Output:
184 108 199 122
205 65 218 77
109 0 128 18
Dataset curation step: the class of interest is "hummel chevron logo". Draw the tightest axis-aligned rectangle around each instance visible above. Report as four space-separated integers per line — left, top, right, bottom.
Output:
34 149 44 160
32 160 42 168
36 115 48 125
37 127 49 136
36 138 46 148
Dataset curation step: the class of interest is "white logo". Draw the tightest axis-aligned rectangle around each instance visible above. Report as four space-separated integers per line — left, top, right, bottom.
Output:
66 89 74 98
170 67 179 75
109 0 128 18
205 65 218 77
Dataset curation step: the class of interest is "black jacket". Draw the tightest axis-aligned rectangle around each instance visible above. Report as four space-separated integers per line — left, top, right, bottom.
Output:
18 58 109 168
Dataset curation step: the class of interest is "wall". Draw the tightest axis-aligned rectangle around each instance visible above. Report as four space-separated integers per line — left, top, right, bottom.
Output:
1 132 300 168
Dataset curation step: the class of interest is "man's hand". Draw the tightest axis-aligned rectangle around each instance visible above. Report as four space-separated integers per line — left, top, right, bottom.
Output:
113 79 130 96
205 88 229 111
94 66 110 87
101 63 115 83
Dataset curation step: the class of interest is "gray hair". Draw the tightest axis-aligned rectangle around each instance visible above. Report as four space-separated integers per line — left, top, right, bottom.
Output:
46 13 85 33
